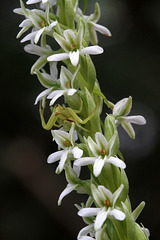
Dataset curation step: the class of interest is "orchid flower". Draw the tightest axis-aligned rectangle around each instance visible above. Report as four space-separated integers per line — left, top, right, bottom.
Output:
78 184 125 231
74 132 126 177
47 27 103 66
47 123 83 173
112 96 146 139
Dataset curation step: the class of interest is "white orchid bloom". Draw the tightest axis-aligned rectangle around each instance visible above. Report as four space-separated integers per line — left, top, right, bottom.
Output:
47 123 83 174
74 132 126 177
113 96 146 139
47 28 103 66
78 184 125 231
47 65 80 106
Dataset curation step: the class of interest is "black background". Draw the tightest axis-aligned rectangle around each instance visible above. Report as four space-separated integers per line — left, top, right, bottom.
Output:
0 0 160 239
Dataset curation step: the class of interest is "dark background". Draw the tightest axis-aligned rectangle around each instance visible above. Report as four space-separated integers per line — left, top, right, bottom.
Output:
0 0 160 239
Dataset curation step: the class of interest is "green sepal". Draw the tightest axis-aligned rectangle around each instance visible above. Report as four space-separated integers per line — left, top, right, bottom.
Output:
82 0 88 14
31 56 47 74
135 223 149 240
106 219 121 240
98 224 111 240
118 169 129 203
20 0 29 17
65 0 75 29
86 55 96 93
121 202 136 240
132 201 145 221
35 69 60 88
90 3 101 22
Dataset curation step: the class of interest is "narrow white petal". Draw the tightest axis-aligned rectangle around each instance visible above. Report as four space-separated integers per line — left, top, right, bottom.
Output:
57 150 68 173
69 50 80 66
112 184 124 207
92 22 112 36
98 185 112 202
58 183 77 206
81 46 103 55
34 88 52 105
67 88 77 96
47 150 64 164
19 19 32 28
122 116 146 125
93 157 104 177
110 209 125 221
74 157 96 167
34 28 45 44
48 90 66 106
21 31 36 43
94 208 108 231
72 147 83 159
48 20 58 31
64 29 76 42
95 132 108 149
47 53 69 62
26 0 41 4
107 156 126 169
77 224 94 239
78 208 100 217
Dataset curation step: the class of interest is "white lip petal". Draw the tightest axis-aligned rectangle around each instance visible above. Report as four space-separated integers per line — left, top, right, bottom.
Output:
47 150 64 163
78 208 100 217
47 53 69 62
81 45 104 55
67 88 77 96
93 157 104 177
34 28 45 44
94 208 108 231
72 147 83 159
69 50 80 66
21 31 36 43
34 88 52 105
110 209 125 221
107 156 126 169
58 183 77 206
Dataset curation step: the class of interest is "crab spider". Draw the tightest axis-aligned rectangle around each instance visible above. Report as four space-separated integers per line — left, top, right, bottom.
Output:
39 97 99 131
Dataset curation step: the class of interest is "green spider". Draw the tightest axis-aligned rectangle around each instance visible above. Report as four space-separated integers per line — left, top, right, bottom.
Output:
39 98 99 131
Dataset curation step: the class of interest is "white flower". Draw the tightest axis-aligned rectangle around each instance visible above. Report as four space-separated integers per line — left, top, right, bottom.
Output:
113 96 146 139
47 27 103 66
78 184 125 231
77 224 95 240
77 4 111 45
47 123 83 173
47 65 80 106
74 132 126 177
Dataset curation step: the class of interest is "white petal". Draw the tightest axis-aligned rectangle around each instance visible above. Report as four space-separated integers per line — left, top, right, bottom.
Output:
79 237 95 240
47 90 66 106
92 22 112 36
78 208 100 217
74 157 96 167
113 98 129 116
94 208 108 231
77 224 94 239
67 88 77 96
110 209 125 221
57 150 68 173
95 132 108 149
58 183 77 206
19 19 32 28
122 116 146 125
48 20 58 31
34 28 45 44
21 31 36 43
98 185 112 202
47 53 69 62
64 29 76 42
72 146 83 158
47 150 64 164
93 157 104 177
69 50 80 66
34 88 52 105
107 156 126 169
81 46 103 55
26 0 41 4
122 122 135 139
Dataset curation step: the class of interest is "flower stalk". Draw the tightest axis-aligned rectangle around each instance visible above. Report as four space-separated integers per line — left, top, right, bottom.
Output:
14 0 150 239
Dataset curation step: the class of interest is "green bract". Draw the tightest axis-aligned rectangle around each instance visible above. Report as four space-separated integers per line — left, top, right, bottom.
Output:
14 0 149 239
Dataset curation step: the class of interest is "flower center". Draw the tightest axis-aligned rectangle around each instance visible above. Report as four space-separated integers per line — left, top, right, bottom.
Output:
104 200 110 207
70 43 77 51
41 20 47 27
100 148 106 158
66 81 71 89
64 140 71 147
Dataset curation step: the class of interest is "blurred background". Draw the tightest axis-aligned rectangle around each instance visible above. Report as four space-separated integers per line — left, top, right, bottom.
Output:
0 0 160 239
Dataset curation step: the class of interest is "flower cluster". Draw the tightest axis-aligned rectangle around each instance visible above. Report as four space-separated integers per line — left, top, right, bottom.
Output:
14 1 150 239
